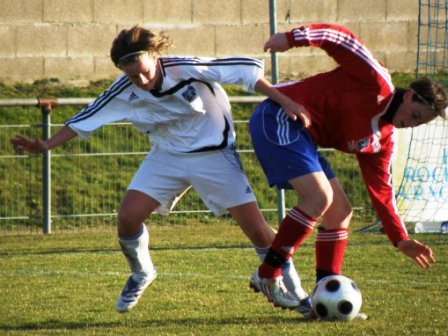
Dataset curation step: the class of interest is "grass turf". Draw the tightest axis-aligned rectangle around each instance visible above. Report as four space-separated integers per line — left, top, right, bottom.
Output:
0 222 447 335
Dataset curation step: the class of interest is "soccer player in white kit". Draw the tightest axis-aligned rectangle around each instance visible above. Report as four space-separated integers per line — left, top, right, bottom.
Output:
11 25 312 313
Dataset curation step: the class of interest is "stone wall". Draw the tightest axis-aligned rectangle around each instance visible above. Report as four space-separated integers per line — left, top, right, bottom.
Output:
0 0 419 83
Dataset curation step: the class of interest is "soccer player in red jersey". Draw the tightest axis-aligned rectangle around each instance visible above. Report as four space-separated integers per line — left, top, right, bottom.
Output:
248 23 447 311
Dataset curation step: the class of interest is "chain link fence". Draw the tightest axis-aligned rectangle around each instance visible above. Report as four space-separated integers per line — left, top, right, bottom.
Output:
0 97 374 234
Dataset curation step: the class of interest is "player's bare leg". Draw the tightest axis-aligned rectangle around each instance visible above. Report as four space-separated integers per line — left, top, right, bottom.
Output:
310 178 367 320
228 202 309 311
227 201 274 247
115 190 159 313
320 178 352 231
249 173 332 311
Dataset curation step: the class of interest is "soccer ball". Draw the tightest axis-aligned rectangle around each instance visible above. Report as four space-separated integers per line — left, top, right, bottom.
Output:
311 275 362 321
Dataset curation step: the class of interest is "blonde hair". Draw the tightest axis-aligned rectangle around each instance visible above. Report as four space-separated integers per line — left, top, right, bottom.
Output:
110 25 172 67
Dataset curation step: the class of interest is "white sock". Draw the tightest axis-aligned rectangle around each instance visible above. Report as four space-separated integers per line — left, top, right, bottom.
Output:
119 225 155 282
254 246 308 300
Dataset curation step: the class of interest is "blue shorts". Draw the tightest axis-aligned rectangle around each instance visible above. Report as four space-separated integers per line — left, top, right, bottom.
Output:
249 99 334 189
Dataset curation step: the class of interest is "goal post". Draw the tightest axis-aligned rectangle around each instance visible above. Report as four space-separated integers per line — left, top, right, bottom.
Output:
393 0 448 232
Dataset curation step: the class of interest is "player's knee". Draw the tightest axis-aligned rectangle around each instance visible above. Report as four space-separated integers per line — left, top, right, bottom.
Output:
322 202 353 229
336 205 353 226
117 210 145 237
117 208 138 227
312 190 333 217
343 205 353 222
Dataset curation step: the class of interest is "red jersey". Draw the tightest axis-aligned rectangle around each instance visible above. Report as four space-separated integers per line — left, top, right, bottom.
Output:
278 23 407 245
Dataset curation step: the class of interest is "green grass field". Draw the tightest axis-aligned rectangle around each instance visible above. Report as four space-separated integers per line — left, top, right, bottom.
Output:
1 74 447 334
1 222 447 336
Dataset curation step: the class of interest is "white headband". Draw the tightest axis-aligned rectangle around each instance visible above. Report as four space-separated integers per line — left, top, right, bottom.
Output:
117 51 147 66
410 89 434 108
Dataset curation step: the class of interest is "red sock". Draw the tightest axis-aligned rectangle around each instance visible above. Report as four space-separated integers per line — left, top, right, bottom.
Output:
259 207 316 278
315 228 348 281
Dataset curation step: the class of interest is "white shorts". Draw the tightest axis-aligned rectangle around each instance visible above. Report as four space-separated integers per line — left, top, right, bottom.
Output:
128 144 256 216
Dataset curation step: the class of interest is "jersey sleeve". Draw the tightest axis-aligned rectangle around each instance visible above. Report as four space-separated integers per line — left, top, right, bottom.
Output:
356 151 409 246
285 23 391 88
180 57 265 93
65 76 132 139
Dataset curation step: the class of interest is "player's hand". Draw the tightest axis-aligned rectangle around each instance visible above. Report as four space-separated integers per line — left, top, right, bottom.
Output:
264 33 290 53
281 100 312 128
397 239 435 269
10 135 48 154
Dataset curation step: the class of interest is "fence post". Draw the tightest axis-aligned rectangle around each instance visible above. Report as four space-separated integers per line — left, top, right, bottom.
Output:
38 99 57 234
269 0 286 223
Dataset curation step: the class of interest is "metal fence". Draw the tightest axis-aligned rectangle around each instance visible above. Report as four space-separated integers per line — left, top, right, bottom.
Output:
0 97 374 234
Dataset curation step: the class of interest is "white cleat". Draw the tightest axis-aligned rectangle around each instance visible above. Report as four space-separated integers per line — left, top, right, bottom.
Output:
115 269 157 313
249 269 300 309
281 268 312 315
295 296 313 316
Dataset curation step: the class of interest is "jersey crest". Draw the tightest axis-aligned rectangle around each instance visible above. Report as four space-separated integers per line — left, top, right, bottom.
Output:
181 85 197 102
347 137 370 152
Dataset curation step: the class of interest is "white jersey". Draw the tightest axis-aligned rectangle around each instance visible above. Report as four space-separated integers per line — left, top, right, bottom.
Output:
66 56 264 153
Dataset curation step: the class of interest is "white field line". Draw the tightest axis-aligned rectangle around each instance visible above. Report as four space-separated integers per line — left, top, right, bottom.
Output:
0 246 444 287
0 269 250 280
0 268 252 281
0 268 441 287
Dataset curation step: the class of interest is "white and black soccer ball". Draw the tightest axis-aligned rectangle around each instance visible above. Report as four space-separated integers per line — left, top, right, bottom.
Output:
311 275 362 321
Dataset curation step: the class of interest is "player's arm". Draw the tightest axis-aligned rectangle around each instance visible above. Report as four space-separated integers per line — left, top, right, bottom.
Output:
11 125 77 154
254 77 311 127
11 77 130 154
356 152 435 269
266 24 389 87
263 32 291 53
186 57 311 126
182 56 265 93
276 23 365 67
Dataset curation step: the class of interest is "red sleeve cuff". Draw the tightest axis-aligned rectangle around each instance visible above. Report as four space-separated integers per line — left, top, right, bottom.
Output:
285 31 296 48
391 233 409 247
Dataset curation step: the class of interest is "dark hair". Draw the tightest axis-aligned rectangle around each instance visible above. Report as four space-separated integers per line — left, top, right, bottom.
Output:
409 77 447 118
110 25 172 68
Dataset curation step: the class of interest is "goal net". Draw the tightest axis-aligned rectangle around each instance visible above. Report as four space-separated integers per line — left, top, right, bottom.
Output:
394 0 448 232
